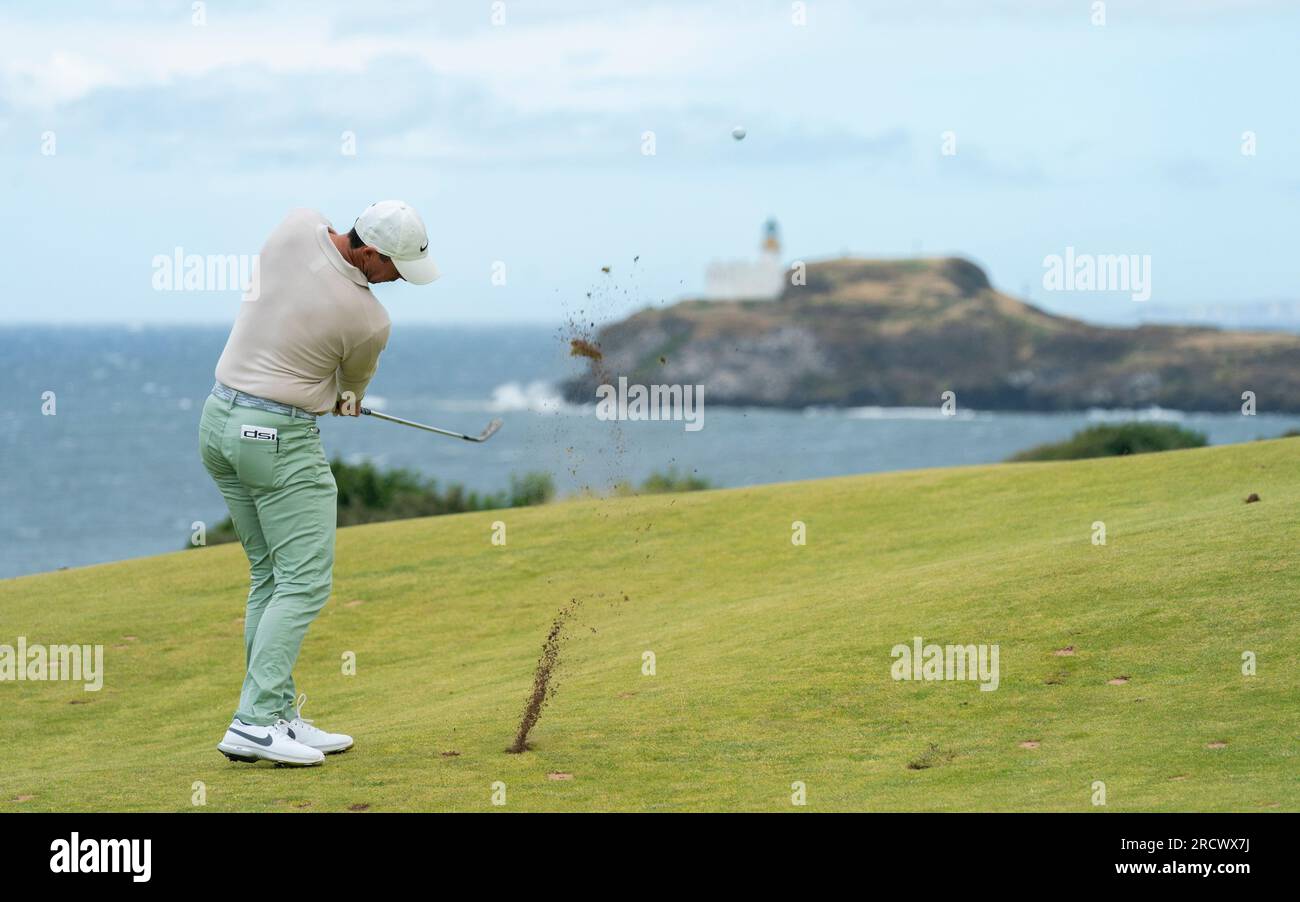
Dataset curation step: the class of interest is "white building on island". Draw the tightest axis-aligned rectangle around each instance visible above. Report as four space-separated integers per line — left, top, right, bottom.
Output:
705 219 785 300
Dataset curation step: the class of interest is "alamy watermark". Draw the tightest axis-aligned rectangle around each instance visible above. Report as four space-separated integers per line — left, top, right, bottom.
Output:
890 636 999 691
1042 247 1151 302
596 377 704 432
50 833 151 882
0 637 103 691
152 248 260 299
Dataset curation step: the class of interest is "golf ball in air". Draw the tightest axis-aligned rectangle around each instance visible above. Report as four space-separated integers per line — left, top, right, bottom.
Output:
731 126 746 141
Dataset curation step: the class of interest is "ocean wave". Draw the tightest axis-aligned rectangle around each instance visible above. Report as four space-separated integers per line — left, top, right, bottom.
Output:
1084 406 1185 422
805 404 1186 422
486 381 587 415
833 405 980 421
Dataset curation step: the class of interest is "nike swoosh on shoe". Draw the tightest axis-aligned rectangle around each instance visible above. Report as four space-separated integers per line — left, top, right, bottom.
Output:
228 727 274 747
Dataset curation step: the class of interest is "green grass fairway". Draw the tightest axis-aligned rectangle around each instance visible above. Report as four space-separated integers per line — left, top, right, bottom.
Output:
2 440 1297 812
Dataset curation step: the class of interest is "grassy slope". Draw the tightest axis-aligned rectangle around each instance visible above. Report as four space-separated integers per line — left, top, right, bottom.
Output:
1 440 1297 812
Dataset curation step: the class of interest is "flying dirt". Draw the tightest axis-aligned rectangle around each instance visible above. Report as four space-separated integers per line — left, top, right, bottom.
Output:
507 597 581 753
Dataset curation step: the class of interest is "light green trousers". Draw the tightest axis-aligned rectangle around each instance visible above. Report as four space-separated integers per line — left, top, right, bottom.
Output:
199 394 337 726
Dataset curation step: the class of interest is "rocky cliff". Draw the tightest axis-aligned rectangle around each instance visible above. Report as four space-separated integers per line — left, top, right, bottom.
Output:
563 257 1300 412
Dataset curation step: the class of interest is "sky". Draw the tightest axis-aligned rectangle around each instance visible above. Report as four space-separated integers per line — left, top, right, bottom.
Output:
0 0 1297 325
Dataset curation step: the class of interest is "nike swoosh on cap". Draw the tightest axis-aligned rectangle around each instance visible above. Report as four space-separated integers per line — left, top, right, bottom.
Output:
228 727 274 747
420 242 428 253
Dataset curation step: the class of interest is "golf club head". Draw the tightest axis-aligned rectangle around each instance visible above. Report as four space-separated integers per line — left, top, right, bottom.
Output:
475 419 504 442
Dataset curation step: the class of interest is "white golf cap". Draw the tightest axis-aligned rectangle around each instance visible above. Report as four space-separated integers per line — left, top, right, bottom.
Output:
354 200 440 285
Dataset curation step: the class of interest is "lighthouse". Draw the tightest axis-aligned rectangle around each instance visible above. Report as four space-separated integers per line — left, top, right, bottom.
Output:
704 220 786 300
761 218 781 257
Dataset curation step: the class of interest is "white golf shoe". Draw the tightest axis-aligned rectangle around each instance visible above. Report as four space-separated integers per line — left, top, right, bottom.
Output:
285 694 354 754
217 718 324 766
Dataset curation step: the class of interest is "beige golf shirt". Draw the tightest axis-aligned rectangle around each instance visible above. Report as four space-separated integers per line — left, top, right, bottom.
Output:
215 209 391 414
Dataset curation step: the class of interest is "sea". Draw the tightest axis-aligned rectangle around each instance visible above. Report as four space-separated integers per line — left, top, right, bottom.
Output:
3 324 1297 580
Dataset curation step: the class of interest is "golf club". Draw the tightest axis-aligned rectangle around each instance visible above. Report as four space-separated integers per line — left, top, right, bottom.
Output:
360 407 503 443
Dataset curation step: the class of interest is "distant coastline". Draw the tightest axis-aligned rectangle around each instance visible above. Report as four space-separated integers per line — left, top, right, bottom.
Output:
564 257 1300 413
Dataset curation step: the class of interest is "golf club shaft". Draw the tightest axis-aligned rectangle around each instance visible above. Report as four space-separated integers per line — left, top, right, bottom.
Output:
359 407 496 442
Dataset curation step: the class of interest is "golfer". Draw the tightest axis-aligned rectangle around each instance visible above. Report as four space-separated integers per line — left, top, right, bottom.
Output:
200 201 438 766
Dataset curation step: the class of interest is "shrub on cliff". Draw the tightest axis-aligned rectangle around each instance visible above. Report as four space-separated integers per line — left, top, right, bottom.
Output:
1009 423 1207 461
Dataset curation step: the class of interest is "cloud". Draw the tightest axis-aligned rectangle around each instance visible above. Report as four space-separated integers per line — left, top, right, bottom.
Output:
3 0 1293 177
0 3 774 112
933 144 1049 187
0 3 916 171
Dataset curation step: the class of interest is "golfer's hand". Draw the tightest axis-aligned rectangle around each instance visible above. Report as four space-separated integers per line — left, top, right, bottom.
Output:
333 393 361 416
